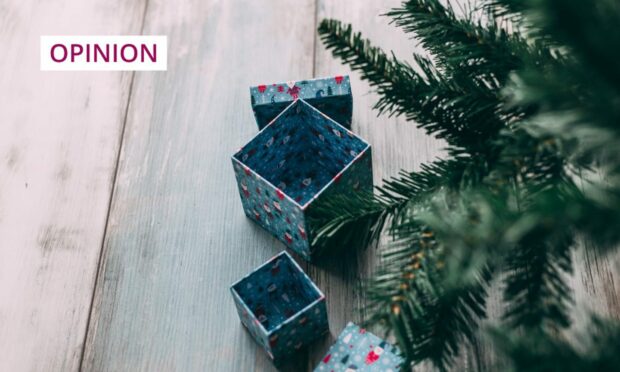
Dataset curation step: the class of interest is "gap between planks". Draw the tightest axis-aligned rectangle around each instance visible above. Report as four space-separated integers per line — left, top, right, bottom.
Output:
77 0 151 370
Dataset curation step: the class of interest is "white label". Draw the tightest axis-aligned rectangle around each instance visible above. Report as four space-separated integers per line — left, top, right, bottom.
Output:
40 35 167 71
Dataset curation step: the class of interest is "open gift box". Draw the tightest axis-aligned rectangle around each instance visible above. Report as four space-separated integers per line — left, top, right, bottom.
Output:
230 251 329 363
232 99 373 261
315 322 403 372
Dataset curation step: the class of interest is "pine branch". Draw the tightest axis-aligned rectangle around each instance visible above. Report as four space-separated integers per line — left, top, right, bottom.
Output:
307 157 475 256
318 19 509 155
386 0 525 84
492 317 620 371
366 225 492 371
420 177 578 331
413 182 578 332
364 191 505 371
425 184 577 332
307 191 391 259
315 0 620 369
499 1 620 169
502 232 573 330
532 0 620 95
484 0 529 23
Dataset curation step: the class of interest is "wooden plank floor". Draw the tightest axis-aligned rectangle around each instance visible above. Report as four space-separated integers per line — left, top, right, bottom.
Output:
0 1 146 370
1 1 618 371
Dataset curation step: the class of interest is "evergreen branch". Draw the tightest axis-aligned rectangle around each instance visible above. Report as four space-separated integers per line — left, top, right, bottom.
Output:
307 157 475 256
366 230 491 371
532 0 620 95
500 1 620 168
507 175 620 253
490 0 528 14
364 192 500 371
415 184 577 331
421 171 578 331
316 0 620 369
502 232 573 330
484 0 528 23
367 219 490 370
492 317 620 371
387 0 526 84
379 156 483 213
425 184 577 331
318 19 510 156
307 191 393 259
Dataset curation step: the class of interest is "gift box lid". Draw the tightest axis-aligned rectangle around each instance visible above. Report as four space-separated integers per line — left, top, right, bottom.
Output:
314 322 403 372
250 75 353 129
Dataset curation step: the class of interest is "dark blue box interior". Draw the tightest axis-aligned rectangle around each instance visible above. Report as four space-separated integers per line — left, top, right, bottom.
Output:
234 100 368 205
232 253 321 332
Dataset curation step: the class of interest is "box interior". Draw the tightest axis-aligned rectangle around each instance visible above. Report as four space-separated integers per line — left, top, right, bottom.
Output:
254 95 352 130
235 100 368 205
233 253 321 332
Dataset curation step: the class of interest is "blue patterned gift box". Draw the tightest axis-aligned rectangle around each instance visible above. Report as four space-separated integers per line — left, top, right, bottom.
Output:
250 75 353 129
230 251 329 363
314 322 403 372
232 99 373 261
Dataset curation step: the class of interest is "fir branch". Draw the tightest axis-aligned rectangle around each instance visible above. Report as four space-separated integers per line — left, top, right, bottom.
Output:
386 0 525 84
492 317 620 371
316 0 620 369
422 184 578 331
484 0 529 23
307 157 475 256
307 191 392 259
500 1 620 168
366 232 492 371
532 0 620 94
317 19 508 155
421 177 578 331
502 233 573 330
365 192 501 371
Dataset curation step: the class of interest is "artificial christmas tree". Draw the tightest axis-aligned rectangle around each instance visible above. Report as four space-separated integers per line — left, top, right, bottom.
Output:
314 0 620 370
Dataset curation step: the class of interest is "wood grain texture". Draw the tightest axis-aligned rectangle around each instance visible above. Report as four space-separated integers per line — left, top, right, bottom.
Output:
81 1 316 371
0 0 146 371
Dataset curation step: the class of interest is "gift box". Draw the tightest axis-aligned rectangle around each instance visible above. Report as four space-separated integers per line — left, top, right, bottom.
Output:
250 75 353 129
314 322 403 372
232 99 373 261
230 251 329 362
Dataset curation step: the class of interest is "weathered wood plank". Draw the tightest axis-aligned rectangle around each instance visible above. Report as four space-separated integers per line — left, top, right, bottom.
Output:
81 1 316 371
573 245 620 320
0 1 146 371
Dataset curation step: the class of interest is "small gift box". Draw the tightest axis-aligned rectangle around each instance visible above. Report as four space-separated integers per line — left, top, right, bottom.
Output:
250 75 353 129
231 251 329 362
314 322 403 372
232 99 373 261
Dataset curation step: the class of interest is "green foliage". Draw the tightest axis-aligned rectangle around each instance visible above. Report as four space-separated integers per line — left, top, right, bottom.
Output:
317 0 620 370
492 317 620 372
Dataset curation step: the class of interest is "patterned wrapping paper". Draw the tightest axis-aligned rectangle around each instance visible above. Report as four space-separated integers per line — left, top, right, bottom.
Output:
232 99 373 261
314 322 403 372
230 251 329 363
250 75 353 129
